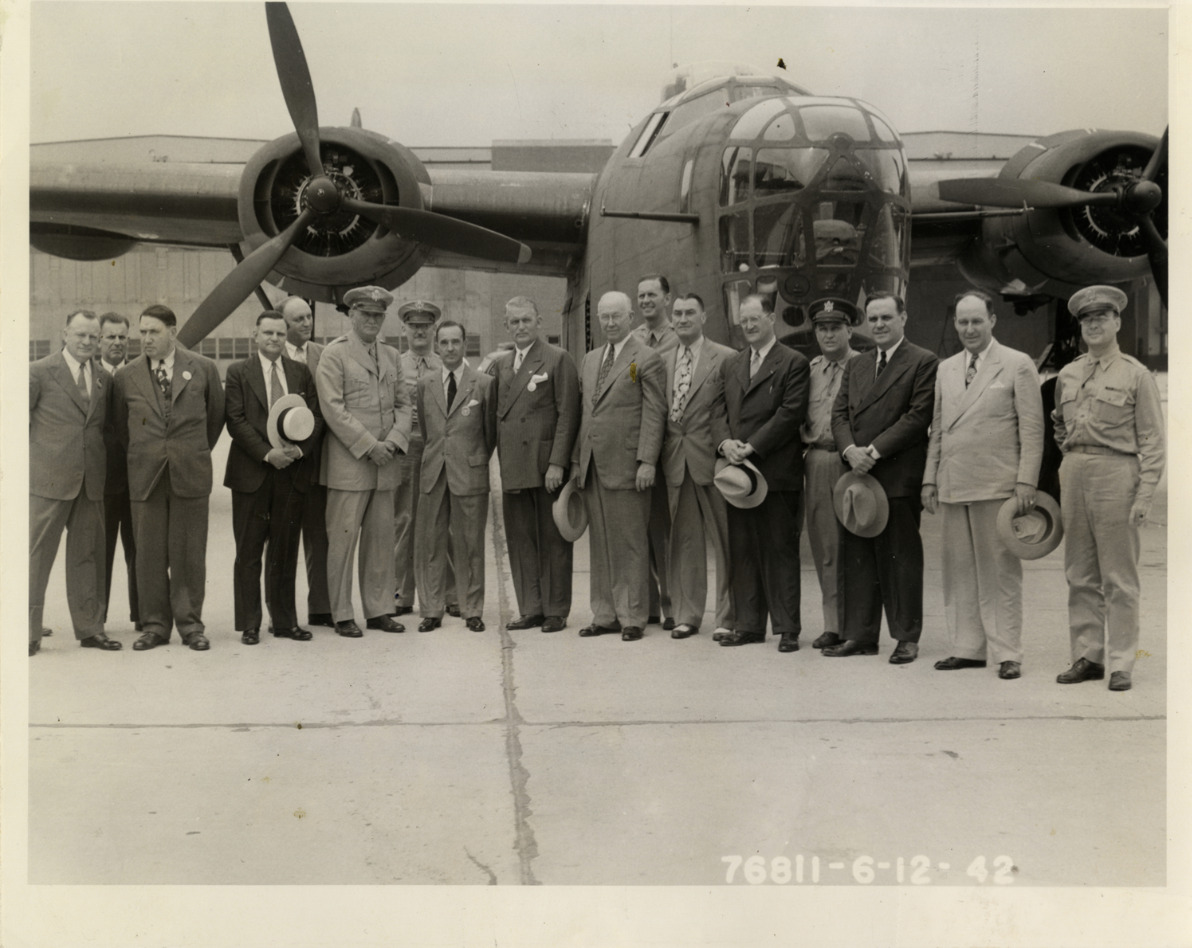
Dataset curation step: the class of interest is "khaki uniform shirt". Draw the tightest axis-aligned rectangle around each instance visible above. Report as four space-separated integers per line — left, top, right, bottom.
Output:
801 350 856 446
632 322 680 357
401 349 442 443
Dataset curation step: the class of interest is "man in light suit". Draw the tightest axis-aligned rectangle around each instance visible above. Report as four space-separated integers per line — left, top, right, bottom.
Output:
712 294 810 651
113 304 225 651
572 290 666 642
281 295 333 627
316 285 412 638
29 309 120 655
224 310 325 646
414 320 497 632
922 290 1043 680
96 311 140 632
660 292 735 640
827 293 937 664
491 296 581 633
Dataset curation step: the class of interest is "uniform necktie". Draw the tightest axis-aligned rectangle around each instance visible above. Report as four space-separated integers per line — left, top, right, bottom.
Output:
670 346 693 422
513 348 524 374
76 363 89 403
155 360 171 401
965 353 978 388
876 349 887 377
269 359 283 406
447 370 457 409
594 344 616 405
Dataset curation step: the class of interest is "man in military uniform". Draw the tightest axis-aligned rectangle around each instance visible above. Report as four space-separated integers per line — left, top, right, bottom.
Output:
800 298 859 650
315 285 412 637
1052 285 1165 692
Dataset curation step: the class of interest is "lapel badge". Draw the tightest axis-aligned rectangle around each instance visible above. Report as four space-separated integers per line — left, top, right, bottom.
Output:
629 361 637 383
182 370 192 381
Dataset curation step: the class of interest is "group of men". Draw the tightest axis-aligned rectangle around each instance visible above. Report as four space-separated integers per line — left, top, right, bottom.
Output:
29 275 1164 691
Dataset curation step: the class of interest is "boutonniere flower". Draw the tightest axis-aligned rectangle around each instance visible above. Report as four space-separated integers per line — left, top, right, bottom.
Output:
629 362 637 383
527 371 549 393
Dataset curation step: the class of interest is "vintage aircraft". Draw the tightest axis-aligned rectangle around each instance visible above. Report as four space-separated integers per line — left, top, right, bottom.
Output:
29 3 1167 364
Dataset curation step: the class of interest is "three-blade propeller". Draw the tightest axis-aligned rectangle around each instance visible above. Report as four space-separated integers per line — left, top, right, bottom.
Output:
179 1 531 346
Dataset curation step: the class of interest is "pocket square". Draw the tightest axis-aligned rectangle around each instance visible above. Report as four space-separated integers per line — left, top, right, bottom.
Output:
466 398 481 408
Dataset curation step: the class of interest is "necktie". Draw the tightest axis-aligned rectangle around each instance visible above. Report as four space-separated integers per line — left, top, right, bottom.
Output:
447 370 457 409
670 346 693 422
749 348 762 379
513 349 525 374
76 363 89 403
594 344 616 405
876 349 887 377
155 360 171 401
269 359 283 406
291 345 306 365
965 353 978 388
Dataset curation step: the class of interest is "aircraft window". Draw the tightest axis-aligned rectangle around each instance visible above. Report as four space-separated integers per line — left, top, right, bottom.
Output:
754 204 806 268
719 211 751 273
630 111 669 158
870 114 898 143
680 158 694 212
855 148 907 195
867 203 910 268
812 210 863 267
800 105 871 143
731 97 788 141
719 147 753 206
753 148 827 194
722 279 754 326
821 155 868 192
763 113 797 141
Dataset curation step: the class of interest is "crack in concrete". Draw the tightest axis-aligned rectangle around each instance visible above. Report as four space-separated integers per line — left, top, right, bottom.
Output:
464 847 498 885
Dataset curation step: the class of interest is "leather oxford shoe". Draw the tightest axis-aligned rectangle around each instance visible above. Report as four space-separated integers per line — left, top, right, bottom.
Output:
777 633 799 653
507 614 545 630
133 632 166 651
418 617 441 633
541 616 565 633
662 617 675 631
621 627 643 641
81 632 122 650
889 642 918 664
1056 657 1104 684
466 617 486 632
446 604 461 618
308 613 335 628
241 629 260 646
578 624 618 637
185 633 210 651
1108 671 1132 691
29 640 40 656
711 628 732 642
998 661 1022 680
335 620 363 638
822 639 878 657
934 656 986 671
719 631 765 647
671 624 698 639
812 631 842 650
272 627 313 641
42 627 53 637
367 615 405 633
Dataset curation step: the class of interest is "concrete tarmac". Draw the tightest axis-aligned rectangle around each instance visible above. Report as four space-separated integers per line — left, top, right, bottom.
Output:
29 435 1168 892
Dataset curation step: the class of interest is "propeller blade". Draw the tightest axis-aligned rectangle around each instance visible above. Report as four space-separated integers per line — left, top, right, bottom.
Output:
1142 127 1167 183
1139 215 1168 310
343 198 532 265
266 3 323 179
936 177 1118 210
178 209 314 347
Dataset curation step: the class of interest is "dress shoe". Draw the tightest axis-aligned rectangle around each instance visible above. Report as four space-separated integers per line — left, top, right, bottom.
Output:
335 620 363 638
42 626 53 637
29 640 40 656
133 632 167 651
578 624 618 637
934 656 987 671
1056 657 1104 684
671 624 698 639
185 633 210 651
1108 671 1132 691
777 633 799 653
367 615 406 633
541 616 565 633
811 631 842 650
241 629 260 646
391 605 413 617
81 632 122 650
822 639 878 657
998 661 1022 680
719 631 765 647
466 616 486 632
889 641 918 664
621 627 643 641
711 627 732 642
308 613 335 628
662 617 675 631
271 627 313 641
507 614 545 630
446 604 461 618
418 617 441 633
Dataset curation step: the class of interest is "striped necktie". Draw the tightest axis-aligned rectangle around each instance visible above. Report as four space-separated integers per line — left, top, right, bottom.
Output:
965 353 978 388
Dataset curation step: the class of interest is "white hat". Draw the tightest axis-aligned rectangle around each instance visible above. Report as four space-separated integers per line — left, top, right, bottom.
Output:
267 393 315 449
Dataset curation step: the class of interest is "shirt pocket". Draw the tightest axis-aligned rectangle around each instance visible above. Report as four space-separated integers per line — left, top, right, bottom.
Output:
1091 384 1134 430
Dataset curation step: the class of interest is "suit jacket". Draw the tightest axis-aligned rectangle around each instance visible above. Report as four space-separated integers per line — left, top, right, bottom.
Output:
491 338 581 491
223 354 325 494
831 339 938 498
96 358 132 495
417 364 497 497
712 340 810 492
661 338 734 487
316 332 413 492
923 339 1043 503
30 352 110 501
573 335 666 491
113 347 225 501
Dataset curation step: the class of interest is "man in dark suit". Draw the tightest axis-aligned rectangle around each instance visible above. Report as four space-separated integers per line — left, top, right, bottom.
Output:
281 295 333 627
96 311 140 631
113 304 225 651
224 310 325 645
572 290 666 642
491 296 580 633
827 292 938 663
29 309 121 655
712 294 810 651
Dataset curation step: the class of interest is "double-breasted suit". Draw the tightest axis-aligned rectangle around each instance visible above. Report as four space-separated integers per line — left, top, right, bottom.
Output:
712 341 810 639
661 338 736 631
287 339 331 618
415 364 497 619
831 339 937 645
573 335 666 630
316 332 412 622
113 347 225 641
29 352 111 647
492 339 581 621
923 339 1043 664
223 354 325 633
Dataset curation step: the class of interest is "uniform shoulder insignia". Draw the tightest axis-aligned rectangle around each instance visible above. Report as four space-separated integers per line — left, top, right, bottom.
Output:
1120 353 1145 368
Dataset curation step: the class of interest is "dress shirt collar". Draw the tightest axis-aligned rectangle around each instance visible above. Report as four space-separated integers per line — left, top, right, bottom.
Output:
62 348 90 379
750 336 777 364
876 336 904 363
152 349 176 375
824 348 856 371
678 335 704 363
1089 344 1123 371
965 340 992 370
285 340 307 362
605 337 630 364
259 350 287 381
441 360 468 385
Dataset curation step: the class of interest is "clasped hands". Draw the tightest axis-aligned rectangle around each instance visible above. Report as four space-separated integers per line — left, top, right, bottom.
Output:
265 443 303 469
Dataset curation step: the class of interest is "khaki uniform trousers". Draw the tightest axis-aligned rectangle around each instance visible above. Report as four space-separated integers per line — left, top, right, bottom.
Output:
803 447 846 635
326 487 395 622
666 476 733 629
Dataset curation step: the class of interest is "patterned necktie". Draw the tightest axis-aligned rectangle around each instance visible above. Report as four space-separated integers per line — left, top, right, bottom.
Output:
876 349 887 377
594 344 616 406
447 370 457 409
965 353 978 388
155 360 171 401
76 363 89 403
269 359 283 406
749 348 762 379
670 346 693 422
513 348 525 374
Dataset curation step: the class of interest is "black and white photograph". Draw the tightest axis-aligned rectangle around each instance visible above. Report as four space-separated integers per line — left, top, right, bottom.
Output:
3 1 1185 945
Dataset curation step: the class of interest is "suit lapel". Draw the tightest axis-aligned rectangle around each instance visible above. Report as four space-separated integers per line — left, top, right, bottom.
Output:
88 367 106 421
952 343 1002 422
448 365 477 418
595 337 638 406
745 343 780 396
429 365 448 418
55 354 89 415
171 349 195 406
248 356 270 411
347 334 379 377
686 343 719 403
498 341 543 418
857 344 911 412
